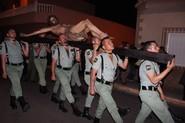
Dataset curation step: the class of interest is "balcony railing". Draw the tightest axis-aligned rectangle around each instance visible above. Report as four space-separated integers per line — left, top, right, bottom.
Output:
0 1 55 19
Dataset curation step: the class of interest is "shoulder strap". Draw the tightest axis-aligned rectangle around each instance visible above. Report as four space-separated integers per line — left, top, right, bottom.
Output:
3 42 9 64
57 46 62 67
115 54 119 65
100 55 104 80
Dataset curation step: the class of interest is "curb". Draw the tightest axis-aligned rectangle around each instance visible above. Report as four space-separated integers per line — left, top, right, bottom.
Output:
114 83 185 108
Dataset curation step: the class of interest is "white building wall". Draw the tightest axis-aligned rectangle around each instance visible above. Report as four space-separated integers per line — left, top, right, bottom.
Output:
137 11 185 46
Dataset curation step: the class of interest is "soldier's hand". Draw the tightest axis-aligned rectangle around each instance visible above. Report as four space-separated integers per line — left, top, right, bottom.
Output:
2 72 7 79
160 93 165 101
167 58 175 70
51 74 56 81
90 87 95 96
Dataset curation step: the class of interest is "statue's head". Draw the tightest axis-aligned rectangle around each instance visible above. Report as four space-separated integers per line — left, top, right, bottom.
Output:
47 15 59 26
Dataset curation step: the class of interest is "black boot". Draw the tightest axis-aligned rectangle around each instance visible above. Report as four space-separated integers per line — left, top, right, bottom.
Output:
51 93 59 103
18 96 30 112
82 107 93 120
59 101 68 112
71 103 82 117
39 85 48 94
71 86 77 95
93 117 100 123
10 96 17 110
79 86 86 95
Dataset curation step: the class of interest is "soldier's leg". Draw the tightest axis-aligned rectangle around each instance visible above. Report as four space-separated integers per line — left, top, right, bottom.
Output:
94 96 106 119
51 79 60 103
58 86 67 112
135 102 152 123
7 66 22 109
70 19 107 39
34 59 48 93
71 63 81 86
96 83 123 123
82 74 94 120
149 95 174 123
57 70 82 116
34 59 46 86
71 63 86 95
7 65 30 112
7 66 23 98
41 59 47 82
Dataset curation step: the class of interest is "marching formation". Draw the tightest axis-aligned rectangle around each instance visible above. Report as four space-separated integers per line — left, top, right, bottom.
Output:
0 15 179 123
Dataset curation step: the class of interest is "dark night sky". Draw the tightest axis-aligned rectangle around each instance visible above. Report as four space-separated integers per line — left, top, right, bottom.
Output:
87 0 137 28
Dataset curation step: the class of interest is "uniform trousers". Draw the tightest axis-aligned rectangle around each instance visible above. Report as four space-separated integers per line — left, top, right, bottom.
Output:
71 63 82 87
7 65 24 98
34 58 47 86
95 82 123 123
84 74 94 108
135 90 174 123
56 68 74 103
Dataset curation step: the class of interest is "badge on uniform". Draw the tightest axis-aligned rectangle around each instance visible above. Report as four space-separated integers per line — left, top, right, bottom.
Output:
94 58 98 63
146 65 151 71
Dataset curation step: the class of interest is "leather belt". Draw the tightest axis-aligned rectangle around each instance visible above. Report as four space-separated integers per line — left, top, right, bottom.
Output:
35 56 47 59
96 78 112 86
141 86 157 91
63 67 72 70
57 65 71 70
7 62 23 66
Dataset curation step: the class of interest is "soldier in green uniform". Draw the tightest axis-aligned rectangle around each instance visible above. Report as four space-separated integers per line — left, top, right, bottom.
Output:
135 40 175 123
33 34 51 94
81 36 101 120
50 39 61 103
1 29 30 112
51 33 82 116
90 37 128 123
70 48 86 95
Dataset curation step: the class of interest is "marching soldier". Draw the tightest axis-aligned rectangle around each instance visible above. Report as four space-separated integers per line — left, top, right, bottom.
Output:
135 40 175 123
70 48 86 95
51 33 82 116
90 37 128 123
1 29 30 112
33 34 51 94
81 37 101 120
50 39 61 103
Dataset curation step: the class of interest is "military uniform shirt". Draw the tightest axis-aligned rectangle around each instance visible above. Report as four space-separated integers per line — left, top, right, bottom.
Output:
84 49 92 72
1 40 23 63
52 45 75 68
51 42 59 56
33 43 48 57
92 53 122 82
139 60 160 87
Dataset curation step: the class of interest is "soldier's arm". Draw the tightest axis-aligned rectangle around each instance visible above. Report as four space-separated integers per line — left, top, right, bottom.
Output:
21 41 29 57
118 56 129 70
51 58 57 81
157 85 165 101
90 68 97 96
45 44 51 53
1 54 7 79
147 59 175 84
